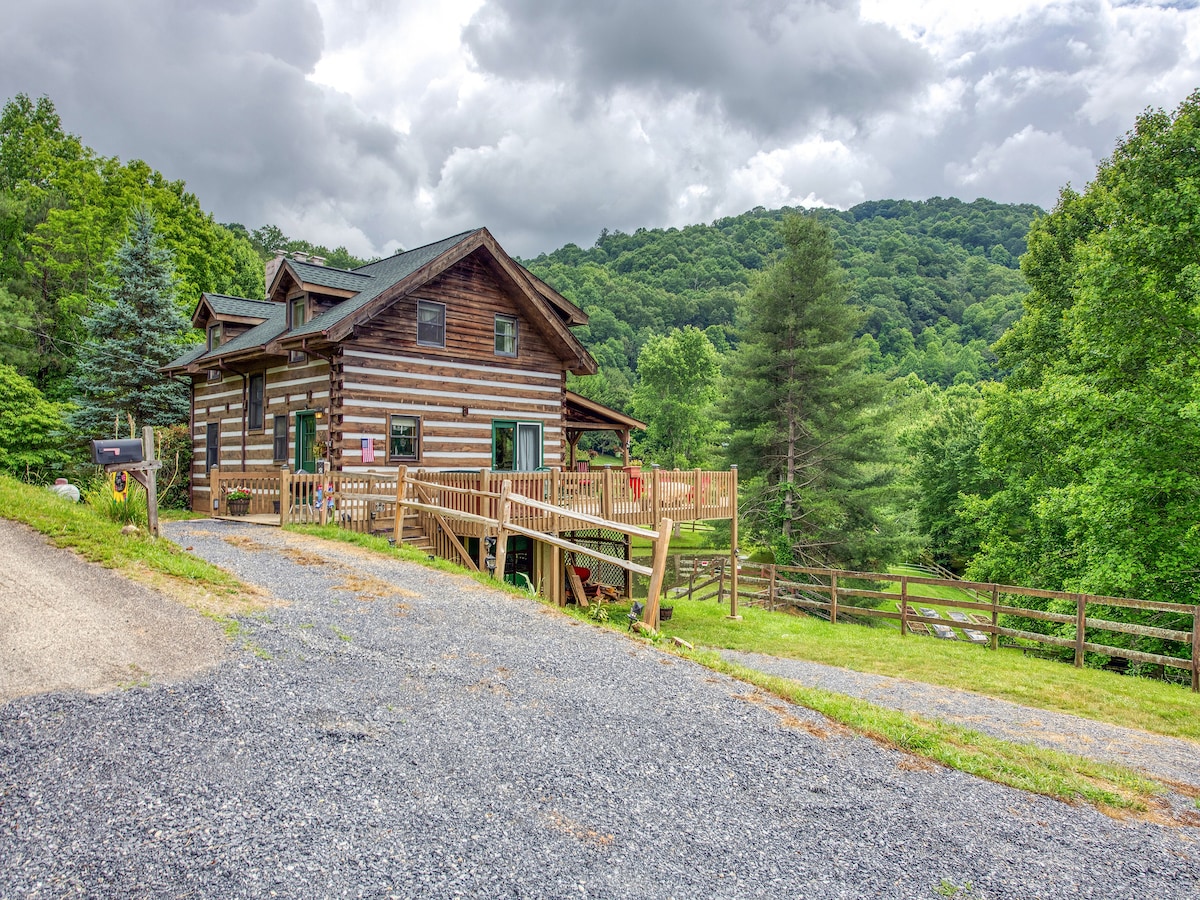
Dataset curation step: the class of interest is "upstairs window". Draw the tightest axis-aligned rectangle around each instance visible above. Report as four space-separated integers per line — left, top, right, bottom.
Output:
207 323 223 351
289 296 307 363
417 300 445 348
248 373 265 430
494 315 517 357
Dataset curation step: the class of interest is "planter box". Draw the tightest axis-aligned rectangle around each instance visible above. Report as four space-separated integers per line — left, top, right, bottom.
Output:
228 498 250 516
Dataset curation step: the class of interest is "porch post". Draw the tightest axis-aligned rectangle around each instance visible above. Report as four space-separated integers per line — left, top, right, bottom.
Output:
728 465 741 620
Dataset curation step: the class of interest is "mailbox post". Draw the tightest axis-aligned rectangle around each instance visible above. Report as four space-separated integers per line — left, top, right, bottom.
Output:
91 428 162 537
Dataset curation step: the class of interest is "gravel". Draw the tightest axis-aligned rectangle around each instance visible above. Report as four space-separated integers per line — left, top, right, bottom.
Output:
721 652 1200 792
1 519 1197 899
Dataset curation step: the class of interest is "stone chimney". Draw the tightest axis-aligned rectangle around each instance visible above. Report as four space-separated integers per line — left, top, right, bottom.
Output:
263 248 288 297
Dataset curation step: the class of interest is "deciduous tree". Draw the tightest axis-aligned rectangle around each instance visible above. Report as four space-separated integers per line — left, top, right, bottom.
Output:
631 326 721 469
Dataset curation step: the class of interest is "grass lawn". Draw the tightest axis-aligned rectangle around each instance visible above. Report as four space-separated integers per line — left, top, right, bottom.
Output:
651 595 1200 743
0 474 259 621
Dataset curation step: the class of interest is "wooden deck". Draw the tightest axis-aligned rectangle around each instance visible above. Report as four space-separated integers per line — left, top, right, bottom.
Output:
207 467 738 534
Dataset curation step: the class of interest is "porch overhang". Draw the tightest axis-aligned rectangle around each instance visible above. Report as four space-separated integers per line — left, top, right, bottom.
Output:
563 391 646 466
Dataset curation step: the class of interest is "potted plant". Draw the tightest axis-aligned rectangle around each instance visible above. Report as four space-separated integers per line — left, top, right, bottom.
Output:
225 486 252 516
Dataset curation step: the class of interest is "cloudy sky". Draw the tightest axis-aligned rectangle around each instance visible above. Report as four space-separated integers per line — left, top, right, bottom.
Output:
2 0 1198 258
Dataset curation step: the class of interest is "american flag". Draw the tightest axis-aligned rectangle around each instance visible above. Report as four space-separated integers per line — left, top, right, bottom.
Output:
361 437 375 464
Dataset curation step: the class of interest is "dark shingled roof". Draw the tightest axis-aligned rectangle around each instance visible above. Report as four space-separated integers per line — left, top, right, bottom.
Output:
212 303 289 356
166 303 288 371
163 343 208 371
286 261 374 292
202 294 276 319
288 230 478 339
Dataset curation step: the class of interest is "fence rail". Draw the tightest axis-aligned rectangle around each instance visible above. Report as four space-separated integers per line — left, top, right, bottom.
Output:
733 563 1199 691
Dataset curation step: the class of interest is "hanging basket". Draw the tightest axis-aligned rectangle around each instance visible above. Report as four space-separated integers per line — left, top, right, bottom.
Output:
228 498 250 516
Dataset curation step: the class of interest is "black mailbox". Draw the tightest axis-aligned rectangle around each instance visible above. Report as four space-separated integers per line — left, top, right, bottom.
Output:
91 439 144 466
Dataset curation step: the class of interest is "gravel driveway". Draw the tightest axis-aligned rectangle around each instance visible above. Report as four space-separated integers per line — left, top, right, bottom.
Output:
2 519 1197 899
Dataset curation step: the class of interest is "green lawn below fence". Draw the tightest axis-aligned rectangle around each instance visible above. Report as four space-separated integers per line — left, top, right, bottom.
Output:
608 595 1200 744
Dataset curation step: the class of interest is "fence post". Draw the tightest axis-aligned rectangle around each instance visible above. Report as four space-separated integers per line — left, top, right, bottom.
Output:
493 479 512 583
279 467 290 526
601 467 614 520
1192 605 1199 692
717 558 726 606
688 556 698 601
642 516 674 628
990 584 1000 651
142 425 160 538
1074 594 1086 668
768 564 777 613
393 465 408 547
830 573 838 624
900 575 908 636
727 465 740 620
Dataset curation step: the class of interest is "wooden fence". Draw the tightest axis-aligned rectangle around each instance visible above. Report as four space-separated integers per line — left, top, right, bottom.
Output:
392 467 677 628
210 468 400 534
732 564 1199 691
209 466 735 534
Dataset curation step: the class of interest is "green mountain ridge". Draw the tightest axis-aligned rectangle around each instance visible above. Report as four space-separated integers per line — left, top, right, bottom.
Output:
523 198 1042 405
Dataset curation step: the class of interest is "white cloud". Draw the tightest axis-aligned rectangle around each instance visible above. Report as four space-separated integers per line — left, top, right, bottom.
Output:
0 0 1197 257
945 125 1096 199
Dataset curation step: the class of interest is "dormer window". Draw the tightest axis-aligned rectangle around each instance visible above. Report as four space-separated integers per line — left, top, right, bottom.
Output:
207 323 223 351
289 296 307 363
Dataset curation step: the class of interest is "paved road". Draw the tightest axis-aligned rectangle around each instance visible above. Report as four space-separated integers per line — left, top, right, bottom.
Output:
1 520 1196 899
0 519 225 703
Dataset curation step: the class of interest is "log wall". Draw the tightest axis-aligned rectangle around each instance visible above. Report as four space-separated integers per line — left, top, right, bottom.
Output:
189 357 332 511
330 255 570 471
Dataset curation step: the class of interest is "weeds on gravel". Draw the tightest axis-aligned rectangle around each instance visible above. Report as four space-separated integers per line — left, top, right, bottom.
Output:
659 596 1200 743
688 649 1165 816
288 523 537 600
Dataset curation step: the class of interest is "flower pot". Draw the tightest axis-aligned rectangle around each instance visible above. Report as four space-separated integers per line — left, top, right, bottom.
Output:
228 498 250 516
659 606 674 621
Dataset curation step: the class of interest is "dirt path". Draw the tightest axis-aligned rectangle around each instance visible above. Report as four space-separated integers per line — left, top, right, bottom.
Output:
0 519 226 702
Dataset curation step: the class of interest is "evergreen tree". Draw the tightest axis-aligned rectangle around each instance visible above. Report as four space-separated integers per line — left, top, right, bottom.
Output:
725 215 897 568
71 206 193 437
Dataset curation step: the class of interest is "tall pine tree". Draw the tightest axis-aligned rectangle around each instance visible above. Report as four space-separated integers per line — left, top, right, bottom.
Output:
71 205 192 437
725 215 897 568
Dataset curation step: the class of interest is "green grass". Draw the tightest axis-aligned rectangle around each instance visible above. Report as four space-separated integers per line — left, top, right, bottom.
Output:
563 600 1177 816
0 474 243 589
653 596 1200 743
693 650 1165 814
630 521 724 554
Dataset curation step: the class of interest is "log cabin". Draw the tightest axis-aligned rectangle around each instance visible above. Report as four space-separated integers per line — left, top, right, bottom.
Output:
164 228 737 608
164 227 646 506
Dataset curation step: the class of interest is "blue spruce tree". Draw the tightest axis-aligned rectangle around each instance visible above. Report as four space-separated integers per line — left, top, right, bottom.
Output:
71 206 193 437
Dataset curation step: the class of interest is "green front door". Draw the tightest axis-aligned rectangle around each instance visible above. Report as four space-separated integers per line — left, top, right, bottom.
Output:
295 412 317 473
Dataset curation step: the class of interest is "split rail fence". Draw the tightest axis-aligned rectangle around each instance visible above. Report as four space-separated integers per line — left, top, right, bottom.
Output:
732 564 1199 691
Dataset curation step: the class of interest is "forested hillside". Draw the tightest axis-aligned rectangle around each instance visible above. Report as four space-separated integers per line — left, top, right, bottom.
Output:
0 94 367 402
524 197 1039 409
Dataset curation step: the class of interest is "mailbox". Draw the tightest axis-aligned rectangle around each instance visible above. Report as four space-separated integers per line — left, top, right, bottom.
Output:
91 439 144 466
